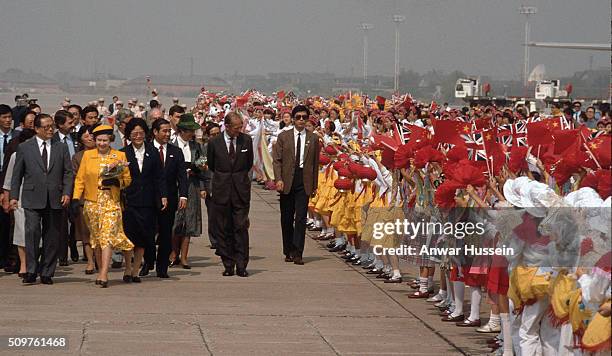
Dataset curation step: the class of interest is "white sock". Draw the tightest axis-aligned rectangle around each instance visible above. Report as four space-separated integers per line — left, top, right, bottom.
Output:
488 311 501 329
374 259 384 269
451 281 465 317
468 286 482 321
392 269 401 278
438 289 448 299
500 313 513 355
419 277 428 293
315 219 322 228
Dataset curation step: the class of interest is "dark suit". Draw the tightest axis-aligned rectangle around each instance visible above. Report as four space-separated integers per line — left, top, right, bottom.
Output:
201 142 215 246
10 137 74 278
154 142 188 275
272 129 319 259
51 131 79 263
122 143 167 256
207 132 253 271
0 129 19 268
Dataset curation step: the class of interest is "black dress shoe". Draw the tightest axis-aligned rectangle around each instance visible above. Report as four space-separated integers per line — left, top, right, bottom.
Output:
85 269 95 275
58 259 69 267
351 259 362 266
157 272 170 278
222 266 235 276
131 276 141 283
236 269 248 277
284 256 294 262
139 263 150 276
182 264 191 270
70 246 79 262
293 257 304 265
40 276 53 285
326 242 336 249
22 274 37 284
122 275 133 283
18 272 27 278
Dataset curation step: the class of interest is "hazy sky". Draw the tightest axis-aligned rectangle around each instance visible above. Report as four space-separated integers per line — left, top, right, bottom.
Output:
0 0 609 80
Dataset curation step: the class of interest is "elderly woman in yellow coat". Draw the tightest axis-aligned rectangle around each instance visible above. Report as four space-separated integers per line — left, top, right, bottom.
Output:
73 125 134 288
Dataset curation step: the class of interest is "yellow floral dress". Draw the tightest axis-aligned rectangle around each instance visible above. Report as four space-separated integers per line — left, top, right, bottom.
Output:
83 154 133 251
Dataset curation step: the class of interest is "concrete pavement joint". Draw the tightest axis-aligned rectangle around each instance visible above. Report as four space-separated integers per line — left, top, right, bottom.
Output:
79 320 90 354
306 319 340 356
195 321 213 355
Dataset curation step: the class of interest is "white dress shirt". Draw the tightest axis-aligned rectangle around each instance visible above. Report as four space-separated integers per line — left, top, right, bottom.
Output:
133 144 145 172
293 128 306 169
176 136 191 162
223 131 234 153
153 140 167 162
35 136 52 168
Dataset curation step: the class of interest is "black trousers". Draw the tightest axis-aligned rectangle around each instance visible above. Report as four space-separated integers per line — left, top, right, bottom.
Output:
156 201 177 274
212 198 250 271
0 209 11 268
279 168 308 258
24 207 62 277
204 196 216 245
57 208 76 261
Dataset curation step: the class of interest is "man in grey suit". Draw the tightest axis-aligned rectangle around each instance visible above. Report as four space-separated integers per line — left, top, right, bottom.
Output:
9 113 73 285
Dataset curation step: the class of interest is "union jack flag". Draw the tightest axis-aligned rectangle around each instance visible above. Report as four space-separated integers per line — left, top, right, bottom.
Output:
461 130 483 149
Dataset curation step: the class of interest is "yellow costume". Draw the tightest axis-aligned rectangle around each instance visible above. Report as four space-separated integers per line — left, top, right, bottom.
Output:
73 149 133 251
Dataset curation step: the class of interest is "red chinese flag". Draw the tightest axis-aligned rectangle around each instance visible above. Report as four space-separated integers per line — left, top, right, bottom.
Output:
588 134 611 168
527 120 554 147
433 119 468 145
553 129 582 155
277 90 285 100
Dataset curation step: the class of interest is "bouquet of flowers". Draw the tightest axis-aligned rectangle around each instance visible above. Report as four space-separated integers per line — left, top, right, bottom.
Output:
101 160 129 179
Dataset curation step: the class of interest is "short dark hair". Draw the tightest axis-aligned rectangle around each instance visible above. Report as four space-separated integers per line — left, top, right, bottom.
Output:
149 100 160 109
27 103 41 112
21 110 37 124
224 111 242 126
292 105 309 118
168 105 185 117
34 113 53 128
112 96 119 100
76 124 97 142
205 122 220 136
151 118 170 133
54 110 73 126
0 104 12 116
82 105 99 117
124 118 149 139
67 104 82 115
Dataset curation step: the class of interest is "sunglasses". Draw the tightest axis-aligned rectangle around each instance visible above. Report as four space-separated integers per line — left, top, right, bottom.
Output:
294 114 308 120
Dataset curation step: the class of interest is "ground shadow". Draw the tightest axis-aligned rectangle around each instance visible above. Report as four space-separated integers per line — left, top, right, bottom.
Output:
302 256 329 264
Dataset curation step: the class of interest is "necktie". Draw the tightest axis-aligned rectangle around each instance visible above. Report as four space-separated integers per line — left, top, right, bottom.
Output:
159 145 165 167
41 141 48 172
295 132 301 168
229 137 236 161
2 134 7 153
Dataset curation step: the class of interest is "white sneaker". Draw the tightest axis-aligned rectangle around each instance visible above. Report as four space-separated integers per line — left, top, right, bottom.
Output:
476 323 501 333
426 293 445 303
434 300 449 308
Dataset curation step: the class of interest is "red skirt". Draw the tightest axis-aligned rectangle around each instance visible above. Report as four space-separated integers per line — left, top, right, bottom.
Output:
450 265 487 287
486 255 509 295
